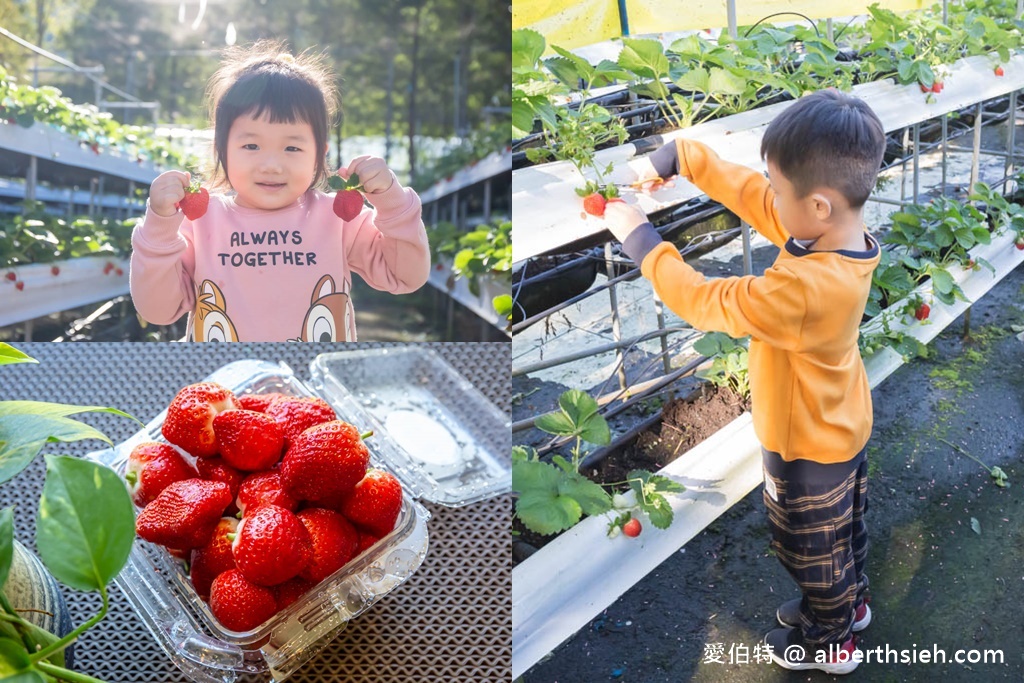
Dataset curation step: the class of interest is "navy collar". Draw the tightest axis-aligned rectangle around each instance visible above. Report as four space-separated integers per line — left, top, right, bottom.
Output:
784 232 879 259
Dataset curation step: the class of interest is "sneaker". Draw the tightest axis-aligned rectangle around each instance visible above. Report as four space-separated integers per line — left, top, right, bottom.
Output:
776 596 872 631
764 626 860 674
776 573 872 631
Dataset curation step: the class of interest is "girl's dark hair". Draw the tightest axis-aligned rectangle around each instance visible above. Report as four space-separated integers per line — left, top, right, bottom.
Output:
204 40 339 192
760 89 885 209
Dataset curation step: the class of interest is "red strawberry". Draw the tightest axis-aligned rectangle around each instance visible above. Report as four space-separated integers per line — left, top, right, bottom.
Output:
1015 235 1024 250
355 531 382 557
179 185 210 221
103 262 114 274
189 517 238 600
236 392 286 413
340 469 403 536
995 66 1005 77
162 382 239 458
14 281 23 291
195 457 244 513
275 576 315 610
582 192 607 217
265 396 336 444
231 505 312 586
333 189 364 221
213 410 285 471
115 267 124 277
296 508 359 582
623 517 642 537
919 82 930 93
135 479 233 549
209 569 278 632
932 81 943 93
50 265 60 276
4 272 14 281
280 421 370 503
125 442 198 507
236 471 298 516
90 143 100 154
914 303 931 321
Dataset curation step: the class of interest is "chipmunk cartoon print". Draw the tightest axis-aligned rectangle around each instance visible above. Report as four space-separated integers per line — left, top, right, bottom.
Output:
292 274 353 342
189 280 239 342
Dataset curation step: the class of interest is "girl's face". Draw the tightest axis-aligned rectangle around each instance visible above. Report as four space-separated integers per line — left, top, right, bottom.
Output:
225 112 319 211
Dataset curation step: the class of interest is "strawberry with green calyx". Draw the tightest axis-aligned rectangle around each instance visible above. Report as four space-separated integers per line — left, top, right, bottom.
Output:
623 517 642 537
125 441 199 507
189 516 239 600
329 172 366 221
575 180 620 217
995 66 1005 77
178 179 210 220
1015 235 1024 250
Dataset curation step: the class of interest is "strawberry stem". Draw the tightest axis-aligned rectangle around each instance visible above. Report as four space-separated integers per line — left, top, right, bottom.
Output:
360 430 374 440
124 471 137 486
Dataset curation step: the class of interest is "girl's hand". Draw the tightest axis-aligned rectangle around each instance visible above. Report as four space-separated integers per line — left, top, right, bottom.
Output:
341 156 395 195
149 171 191 217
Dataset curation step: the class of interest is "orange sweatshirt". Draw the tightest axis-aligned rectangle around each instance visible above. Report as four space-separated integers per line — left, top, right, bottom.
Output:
623 139 880 465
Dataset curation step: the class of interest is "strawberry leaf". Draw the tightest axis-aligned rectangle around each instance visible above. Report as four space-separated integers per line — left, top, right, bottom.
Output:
0 507 12 590
36 455 134 592
328 175 346 191
0 344 37 366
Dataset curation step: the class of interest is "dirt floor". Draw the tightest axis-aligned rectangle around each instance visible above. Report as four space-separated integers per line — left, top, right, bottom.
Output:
516 263 1024 682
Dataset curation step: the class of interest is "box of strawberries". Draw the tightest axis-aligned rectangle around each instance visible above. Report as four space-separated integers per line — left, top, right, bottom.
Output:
85 347 510 683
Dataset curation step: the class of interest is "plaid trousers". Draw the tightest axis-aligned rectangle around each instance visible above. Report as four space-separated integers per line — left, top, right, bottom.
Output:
762 450 869 645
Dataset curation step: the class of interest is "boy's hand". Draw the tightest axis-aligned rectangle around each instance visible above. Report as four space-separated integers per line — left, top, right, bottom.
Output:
341 156 395 195
604 198 650 243
149 170 190 218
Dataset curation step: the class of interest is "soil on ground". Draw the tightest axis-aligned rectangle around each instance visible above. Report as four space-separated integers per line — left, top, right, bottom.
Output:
519 265 1024 682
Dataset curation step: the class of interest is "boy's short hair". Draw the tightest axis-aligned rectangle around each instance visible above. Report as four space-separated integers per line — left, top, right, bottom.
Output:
760 89 885 209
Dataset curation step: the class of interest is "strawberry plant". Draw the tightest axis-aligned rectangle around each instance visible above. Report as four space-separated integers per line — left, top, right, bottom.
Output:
512 390 684 537
693 332 750 400
0 201 135 268
450 220 512 296
0 343 139 683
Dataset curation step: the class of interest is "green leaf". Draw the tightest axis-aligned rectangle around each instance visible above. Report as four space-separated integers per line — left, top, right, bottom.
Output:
0 637 31 671
492 294 513 317
511 99 535 139
618 38 669 80
674 66 710 94
516 490 581 535
558 474 613 516
708 67 747 96
0 507 12 590
930 268 954 295
36 455 135 592
534 410 575 437
0 345 37 366
512 457 560 494
1 671 46 683
512 29 546 72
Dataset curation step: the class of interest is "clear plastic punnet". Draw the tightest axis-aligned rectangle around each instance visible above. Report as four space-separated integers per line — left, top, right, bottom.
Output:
85 349 511 683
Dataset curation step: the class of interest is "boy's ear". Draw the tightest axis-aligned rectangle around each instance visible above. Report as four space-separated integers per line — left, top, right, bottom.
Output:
809 192 833 221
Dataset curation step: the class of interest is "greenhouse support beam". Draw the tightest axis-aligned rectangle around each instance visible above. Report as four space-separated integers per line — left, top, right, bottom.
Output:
971 103 983 191
1006 90 1018 194
943 144 1024 161
512 326 695 378
26 156 36 202
605 243 628 391
511 265 640 334
727 0 737 39
913 123 921 204
653 292 671 376
942 114 949 193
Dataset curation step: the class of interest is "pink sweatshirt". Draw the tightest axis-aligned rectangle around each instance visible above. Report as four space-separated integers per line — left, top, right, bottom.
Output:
129 182 429 341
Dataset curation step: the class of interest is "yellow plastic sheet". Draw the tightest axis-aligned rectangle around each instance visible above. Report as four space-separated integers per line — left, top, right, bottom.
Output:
513 0 926 49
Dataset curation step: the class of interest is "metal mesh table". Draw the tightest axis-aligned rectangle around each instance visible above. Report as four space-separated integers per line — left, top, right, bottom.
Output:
0 342 511 683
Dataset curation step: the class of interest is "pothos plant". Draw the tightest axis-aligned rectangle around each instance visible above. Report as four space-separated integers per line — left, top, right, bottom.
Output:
0 343 139 683
512 389 684 539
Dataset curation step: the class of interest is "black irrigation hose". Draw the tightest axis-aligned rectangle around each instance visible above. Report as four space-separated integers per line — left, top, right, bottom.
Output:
743 12 821 38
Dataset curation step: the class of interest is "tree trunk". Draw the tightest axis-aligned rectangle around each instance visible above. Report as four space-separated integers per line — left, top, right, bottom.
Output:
407 0 424 181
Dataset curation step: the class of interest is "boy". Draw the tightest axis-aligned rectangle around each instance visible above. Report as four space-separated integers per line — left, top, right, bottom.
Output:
604 89 886 675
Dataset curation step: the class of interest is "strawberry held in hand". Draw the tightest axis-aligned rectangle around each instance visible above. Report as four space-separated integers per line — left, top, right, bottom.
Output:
178 180 210 220
135 478 233 549
329 172 365 221
340 469 403 536
280 420 371 503
576 181 620 217
125 442 199 507
231 504 312 586
162 382 239 458
213 409 285 471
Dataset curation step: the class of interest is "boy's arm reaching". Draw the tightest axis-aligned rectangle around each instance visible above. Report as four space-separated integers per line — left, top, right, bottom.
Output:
129 207 196 325
604 201 806 349
343 176 430 293
646 139 790 247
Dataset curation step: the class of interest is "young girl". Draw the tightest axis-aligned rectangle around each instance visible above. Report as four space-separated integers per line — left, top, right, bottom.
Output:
130 41 430 341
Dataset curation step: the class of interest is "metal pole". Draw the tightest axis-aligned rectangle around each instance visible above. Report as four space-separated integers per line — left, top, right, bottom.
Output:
653 291 671 376
605 242 628 391
741 221 752 275
826 18 833 42
1006 90 1018 194
941 113 948 195
483 178 492 224
26 156 37 202
913 123 920 205
970 102 983 193
727 0 737 39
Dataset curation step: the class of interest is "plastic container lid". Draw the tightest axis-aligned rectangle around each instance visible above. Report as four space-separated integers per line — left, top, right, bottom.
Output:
309 347 511 507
